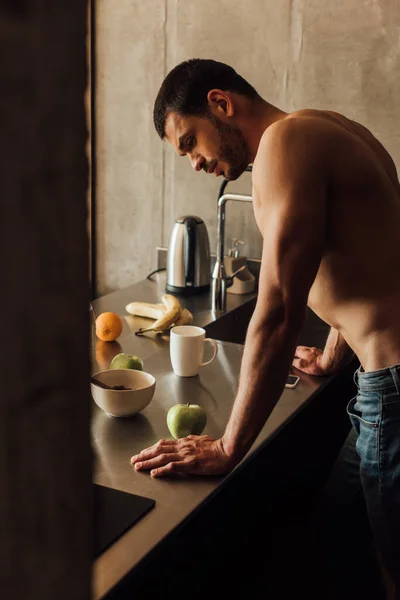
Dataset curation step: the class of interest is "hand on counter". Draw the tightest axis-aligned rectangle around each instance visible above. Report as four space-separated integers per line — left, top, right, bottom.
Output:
292 345 328 376
292 328 355 376
130 435 235 477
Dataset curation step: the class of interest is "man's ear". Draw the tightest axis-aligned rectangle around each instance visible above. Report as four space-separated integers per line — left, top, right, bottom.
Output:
207 89 235 117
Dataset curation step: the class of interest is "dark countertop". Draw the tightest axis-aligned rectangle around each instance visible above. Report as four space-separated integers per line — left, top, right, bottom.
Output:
91 274 353 599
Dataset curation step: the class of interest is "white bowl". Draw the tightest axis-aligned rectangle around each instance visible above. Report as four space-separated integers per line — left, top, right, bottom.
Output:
91 369 156 418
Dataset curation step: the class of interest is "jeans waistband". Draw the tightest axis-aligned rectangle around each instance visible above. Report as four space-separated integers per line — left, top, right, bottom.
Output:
354 363 400 393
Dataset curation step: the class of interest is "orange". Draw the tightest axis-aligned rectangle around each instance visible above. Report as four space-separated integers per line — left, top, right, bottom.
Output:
95 312 123 342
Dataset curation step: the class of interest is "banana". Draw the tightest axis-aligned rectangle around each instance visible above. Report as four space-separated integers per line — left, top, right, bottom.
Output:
172 308 193 327
126 295 192 336
125 301 165 320
156 308 193 335
153 307 194 335
135 294 182 335
161 293 181 314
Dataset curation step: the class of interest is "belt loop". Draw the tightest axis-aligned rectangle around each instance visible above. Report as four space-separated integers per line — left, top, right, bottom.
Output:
390 366 400 395
353 368 359 387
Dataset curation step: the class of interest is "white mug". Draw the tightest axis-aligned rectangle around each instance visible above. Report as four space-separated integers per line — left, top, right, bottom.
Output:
170 325 218 377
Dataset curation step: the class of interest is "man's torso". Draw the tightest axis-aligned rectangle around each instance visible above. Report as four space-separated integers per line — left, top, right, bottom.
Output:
253 108 400 371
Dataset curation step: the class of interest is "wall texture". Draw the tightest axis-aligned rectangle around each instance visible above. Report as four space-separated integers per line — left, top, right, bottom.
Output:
96 0 400 295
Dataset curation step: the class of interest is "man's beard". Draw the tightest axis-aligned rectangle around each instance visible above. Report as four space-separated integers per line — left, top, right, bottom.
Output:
211 115 251 181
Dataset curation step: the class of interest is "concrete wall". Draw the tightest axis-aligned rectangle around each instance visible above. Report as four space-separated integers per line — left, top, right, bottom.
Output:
96 0 400 296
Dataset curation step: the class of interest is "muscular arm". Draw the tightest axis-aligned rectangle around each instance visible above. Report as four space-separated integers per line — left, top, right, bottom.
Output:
222 119 328 461
132 118 329 476
293 327 355 376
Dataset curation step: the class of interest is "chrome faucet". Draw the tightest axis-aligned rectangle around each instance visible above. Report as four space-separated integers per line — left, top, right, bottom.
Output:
211 174 253 312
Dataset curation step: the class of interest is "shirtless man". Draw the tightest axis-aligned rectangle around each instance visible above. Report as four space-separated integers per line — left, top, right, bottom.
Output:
130 59 400 590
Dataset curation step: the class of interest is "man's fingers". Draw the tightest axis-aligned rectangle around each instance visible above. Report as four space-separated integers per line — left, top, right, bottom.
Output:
134 452 196 477
150 460 191 478
130 435 229 478
292 355 318 374
131 439 177 464
292 356 326 376
292 357 306 370
132 452 182 471
294 345 312 359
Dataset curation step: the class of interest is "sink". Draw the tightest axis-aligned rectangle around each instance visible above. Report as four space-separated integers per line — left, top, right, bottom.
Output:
203 298 329 348
204 298 257 344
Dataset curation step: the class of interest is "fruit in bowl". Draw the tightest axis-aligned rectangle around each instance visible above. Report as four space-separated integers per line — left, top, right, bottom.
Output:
90 369 155 418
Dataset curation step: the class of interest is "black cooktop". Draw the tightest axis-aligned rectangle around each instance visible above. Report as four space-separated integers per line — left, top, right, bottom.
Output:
94 484 155 557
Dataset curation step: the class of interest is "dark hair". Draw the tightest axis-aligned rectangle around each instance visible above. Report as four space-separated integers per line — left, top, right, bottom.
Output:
153 58 260 139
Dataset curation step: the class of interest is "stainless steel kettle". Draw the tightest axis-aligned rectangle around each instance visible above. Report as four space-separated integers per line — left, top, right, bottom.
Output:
166 215 211 294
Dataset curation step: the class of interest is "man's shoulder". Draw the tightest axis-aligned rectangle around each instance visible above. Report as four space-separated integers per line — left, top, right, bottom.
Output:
254 111 331 176
260 109 343 148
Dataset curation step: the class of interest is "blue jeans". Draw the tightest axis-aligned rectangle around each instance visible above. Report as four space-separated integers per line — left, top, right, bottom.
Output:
311 427 387 599
347 364 400 589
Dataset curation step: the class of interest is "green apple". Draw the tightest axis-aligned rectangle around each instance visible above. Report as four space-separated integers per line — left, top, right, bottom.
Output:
167 403 207 439
109 352 143 371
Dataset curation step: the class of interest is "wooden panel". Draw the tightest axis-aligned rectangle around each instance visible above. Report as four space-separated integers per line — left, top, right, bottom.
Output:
0 2 92 599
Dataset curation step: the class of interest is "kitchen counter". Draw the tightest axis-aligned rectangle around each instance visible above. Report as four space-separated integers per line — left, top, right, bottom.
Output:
91 271 258 333
91 274 357 599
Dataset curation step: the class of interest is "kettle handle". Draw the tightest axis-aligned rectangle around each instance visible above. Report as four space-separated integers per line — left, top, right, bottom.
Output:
183 217 196 286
